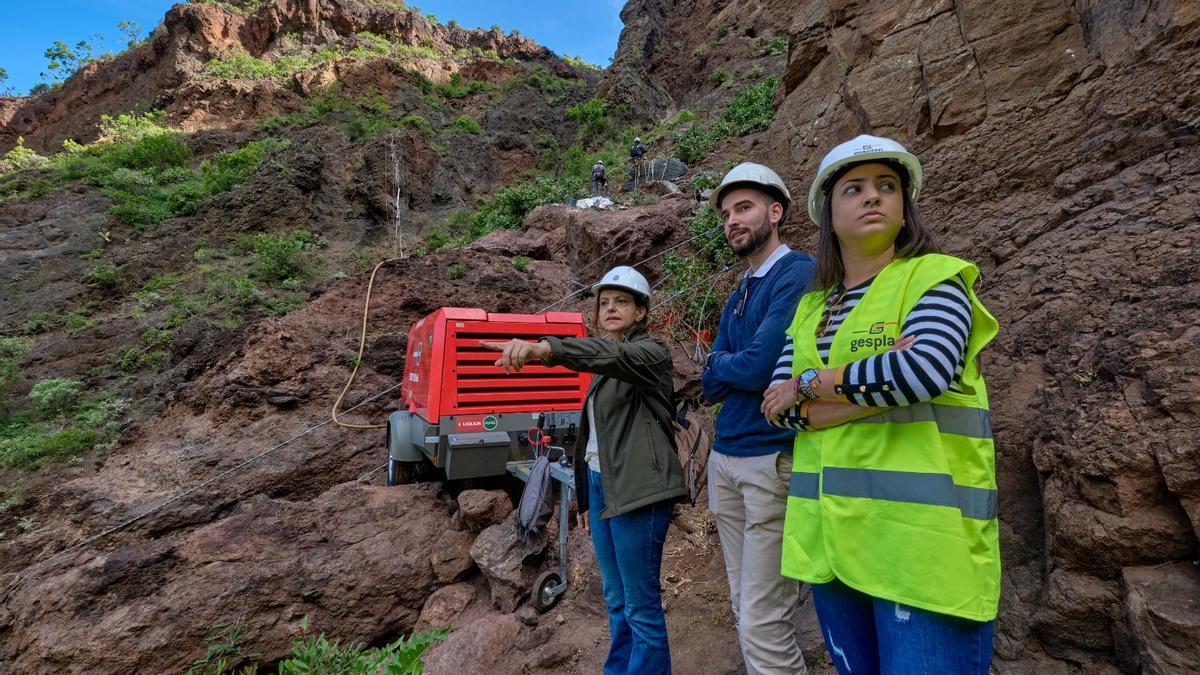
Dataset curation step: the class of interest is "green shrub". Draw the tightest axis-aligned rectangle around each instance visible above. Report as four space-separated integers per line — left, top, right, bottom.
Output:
665 110 698 129
201 138 288 193
658 207 734 341
13 426 96 466
111 345 167 372
393 42 443 60
236 229 317 282
97 111 171 143
565 98 610 145
349 32 393 60
670 77 779 165
277 626 448 675
65 311 95 332
708 67 731 88
142 273 189 292
399 114 433 133
761 35 788 56
423 224 462 252
205 49 281 80
0 486 25 511
263 89 405 141
720 76 779 135
186 620 261 675
459 174 587 238
448 115 482 134
88 261 121 289
671 124 718 166
262 292 305 317
0 337 30 407
139 305 189 345
20 312 58 334
28 378 83 417
505 66 581 97
116 132 192 170
435 72 493 99
562 55 599 71
107 197 175 229
34 111 277 228
512 256 530 272
0 137 49 174
448 263 465 280
1 382 125 469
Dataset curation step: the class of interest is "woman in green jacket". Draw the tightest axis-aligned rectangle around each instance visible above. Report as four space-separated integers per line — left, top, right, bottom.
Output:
759 135 1000 674
485 265 686 675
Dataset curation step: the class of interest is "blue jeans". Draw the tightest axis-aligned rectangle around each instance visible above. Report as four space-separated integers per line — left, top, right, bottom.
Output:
811 577 994 675
588 469 673 675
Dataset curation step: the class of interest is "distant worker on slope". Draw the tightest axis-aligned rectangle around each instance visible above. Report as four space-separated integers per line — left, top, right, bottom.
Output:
592 159 607 197
630 136 647 162
701 162 815 675
630 136 647 189
761 135 1001 674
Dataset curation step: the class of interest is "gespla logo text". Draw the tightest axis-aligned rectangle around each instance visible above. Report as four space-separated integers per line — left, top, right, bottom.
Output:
849 321 898 352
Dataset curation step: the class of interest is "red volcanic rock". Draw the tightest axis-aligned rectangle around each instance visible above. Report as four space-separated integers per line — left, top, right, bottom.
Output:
0 483 451 672
456 489 514 532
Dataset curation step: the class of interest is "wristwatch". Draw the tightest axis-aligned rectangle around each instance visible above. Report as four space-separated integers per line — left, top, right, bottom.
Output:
794 368 820 401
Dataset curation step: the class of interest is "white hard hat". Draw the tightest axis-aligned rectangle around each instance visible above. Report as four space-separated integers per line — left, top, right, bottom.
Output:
634 136 641 142
592 266 650 304
808 134 923 224
597 160 603 164
710 162 792 212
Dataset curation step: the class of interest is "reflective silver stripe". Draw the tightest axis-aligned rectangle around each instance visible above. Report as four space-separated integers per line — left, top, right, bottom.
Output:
851 402 992 439
789 471 820 499
822 467 998 520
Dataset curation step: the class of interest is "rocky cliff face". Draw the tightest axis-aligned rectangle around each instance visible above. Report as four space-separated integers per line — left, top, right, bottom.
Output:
605 0 1200 670
2 0 1197 672
0 0 557 154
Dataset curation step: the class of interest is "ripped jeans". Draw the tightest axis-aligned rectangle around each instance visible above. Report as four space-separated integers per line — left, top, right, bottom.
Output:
810 577 993 675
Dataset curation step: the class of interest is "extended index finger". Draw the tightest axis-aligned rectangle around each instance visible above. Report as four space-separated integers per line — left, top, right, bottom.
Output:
479 340 510 351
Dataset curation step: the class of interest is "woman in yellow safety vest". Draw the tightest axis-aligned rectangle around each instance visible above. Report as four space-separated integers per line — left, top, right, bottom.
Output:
760 135 1000 674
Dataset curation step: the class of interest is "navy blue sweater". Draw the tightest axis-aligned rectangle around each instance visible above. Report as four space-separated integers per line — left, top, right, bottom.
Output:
701 250 814 457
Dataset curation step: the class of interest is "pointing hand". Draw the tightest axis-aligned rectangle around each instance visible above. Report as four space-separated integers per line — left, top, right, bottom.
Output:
480 339 551 374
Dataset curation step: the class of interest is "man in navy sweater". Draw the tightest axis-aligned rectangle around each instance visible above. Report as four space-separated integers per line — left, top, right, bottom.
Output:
702 162 814 675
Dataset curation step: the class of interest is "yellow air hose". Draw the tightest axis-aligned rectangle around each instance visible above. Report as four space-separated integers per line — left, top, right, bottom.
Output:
331 257 405 429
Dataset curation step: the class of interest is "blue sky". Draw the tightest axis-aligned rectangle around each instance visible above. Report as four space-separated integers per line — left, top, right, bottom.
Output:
0 1 624 95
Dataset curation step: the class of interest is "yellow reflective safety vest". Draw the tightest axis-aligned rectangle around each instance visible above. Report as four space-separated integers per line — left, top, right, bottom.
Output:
781 253 1001 622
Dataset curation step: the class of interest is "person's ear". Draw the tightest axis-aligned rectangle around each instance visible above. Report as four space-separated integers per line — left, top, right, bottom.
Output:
769 201 784 227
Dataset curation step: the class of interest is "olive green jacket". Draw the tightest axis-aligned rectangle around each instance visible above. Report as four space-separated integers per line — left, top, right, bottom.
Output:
542 326 687 518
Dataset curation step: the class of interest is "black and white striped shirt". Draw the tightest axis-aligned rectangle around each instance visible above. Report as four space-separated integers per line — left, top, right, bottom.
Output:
768 276 973 430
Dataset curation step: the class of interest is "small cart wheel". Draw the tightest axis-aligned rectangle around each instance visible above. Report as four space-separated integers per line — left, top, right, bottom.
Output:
532 571 563 613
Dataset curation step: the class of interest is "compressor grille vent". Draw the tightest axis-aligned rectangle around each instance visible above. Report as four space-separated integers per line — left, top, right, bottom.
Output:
451 331 585 413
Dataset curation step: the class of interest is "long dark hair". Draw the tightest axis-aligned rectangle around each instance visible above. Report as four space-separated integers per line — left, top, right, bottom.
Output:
811 159 940 290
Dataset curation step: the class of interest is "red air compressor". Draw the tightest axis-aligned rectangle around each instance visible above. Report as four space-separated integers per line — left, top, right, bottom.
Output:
385 307 591 484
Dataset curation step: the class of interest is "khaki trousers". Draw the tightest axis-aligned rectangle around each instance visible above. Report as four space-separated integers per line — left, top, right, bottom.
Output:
709 450 807 675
